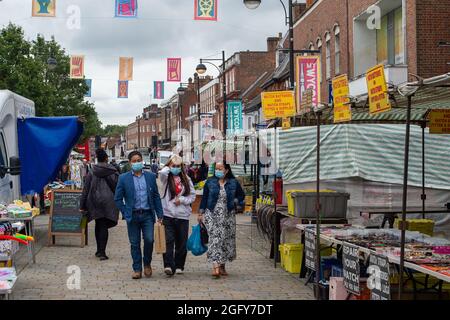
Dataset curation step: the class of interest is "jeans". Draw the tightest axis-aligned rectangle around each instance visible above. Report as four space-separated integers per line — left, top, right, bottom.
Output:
95 218 111 255
126 211 154 272
163 217 189 272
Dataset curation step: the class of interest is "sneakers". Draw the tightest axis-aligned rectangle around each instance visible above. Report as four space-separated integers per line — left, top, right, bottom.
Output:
132 271 142 280
144 266 152 278
175 268 184 275
164 267 174 276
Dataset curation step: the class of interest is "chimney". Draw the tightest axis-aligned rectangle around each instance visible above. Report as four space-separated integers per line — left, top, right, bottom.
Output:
306 0 315 8
267 36 280 52
293 3 307 23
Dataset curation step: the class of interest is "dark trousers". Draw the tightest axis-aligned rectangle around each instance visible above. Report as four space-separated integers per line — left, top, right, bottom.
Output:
95 218 110 255
163 217 189 272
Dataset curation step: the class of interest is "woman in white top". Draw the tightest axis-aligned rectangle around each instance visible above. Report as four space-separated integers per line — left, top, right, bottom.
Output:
159 155 196 276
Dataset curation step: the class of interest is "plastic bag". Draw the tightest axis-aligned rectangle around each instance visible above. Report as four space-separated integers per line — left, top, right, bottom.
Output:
187 224 208 256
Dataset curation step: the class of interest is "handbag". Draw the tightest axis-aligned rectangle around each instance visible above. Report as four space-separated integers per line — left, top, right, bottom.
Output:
199 221 208 245
187 224 207 256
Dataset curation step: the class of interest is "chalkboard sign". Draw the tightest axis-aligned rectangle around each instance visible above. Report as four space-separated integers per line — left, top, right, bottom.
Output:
343 243 360 295
304 229 316 271
369 254 391 300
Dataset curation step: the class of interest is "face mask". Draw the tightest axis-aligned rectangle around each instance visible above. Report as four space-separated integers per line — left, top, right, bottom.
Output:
215 170 225 179
170 167 181 176
131 162 144 172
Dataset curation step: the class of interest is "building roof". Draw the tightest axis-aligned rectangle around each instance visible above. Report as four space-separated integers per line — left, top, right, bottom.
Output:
261 55 290 89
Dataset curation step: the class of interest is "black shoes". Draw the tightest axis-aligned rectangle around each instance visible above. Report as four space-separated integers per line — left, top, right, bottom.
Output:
95 252 109 260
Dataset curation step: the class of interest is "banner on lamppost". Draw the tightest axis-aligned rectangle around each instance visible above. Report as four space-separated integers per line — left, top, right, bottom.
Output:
119 57 134 81
32 0 56 17
167 58 182 82
194 0 218 21
227 100 243 134
261 91 296 119
70 55 85 79
84 79 92 97
200 114 214 141
154 81 165 100
115 0 138 18
295 55 321 114
118 80 129 98
332 74 351 123
366 64 391 115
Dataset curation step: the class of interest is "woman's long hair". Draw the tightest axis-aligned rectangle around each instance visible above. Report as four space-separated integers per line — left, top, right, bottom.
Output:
166 162 191 200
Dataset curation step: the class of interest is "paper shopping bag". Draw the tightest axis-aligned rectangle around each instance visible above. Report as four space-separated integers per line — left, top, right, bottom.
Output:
154 223 166 254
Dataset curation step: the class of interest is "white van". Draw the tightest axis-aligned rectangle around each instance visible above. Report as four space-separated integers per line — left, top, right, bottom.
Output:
158 150 173 169
0 90 35 204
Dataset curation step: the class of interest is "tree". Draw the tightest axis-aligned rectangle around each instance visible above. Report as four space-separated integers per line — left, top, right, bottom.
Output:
100 125 127 137
0 23 102 141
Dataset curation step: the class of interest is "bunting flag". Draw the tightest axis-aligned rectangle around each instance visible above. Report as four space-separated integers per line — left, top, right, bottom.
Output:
70 55 85 79
119 57 134 81
167 58 181 82
154 81 165 100
84 79 92 97
115 0 138 18
118 80 129 98
194 0 218 21
32 0 56 17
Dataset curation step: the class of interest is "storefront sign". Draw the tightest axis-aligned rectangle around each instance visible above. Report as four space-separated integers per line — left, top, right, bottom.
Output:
332 74 351 123
295 56 321 115
429 109 450 134
304 229 316 271
343 243 360 295
227 100 243 134
368 254 391 300
366 64 391 114
261 91 296 119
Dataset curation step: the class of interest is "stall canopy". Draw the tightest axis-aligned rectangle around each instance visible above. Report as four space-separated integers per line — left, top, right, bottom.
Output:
18 117 83 195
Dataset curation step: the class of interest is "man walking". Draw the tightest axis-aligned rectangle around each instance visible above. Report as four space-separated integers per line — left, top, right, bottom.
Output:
114 151 163 279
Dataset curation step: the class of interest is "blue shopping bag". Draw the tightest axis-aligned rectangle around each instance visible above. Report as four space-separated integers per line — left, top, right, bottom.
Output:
187 224 208 256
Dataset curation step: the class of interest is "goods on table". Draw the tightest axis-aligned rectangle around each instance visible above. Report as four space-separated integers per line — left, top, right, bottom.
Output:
5 201 37 218
0 268 17 291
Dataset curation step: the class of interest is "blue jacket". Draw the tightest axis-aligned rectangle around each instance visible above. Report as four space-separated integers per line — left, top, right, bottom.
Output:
114 171 163 223
199 177 245 214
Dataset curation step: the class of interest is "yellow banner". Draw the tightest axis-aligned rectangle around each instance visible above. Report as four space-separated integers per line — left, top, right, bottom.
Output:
261 91 296 120
119 57 134 81
282 118 291 130
429 109 450 134
332 74 351 123
32 0 56 17
70 55 84 79
366 64 391 114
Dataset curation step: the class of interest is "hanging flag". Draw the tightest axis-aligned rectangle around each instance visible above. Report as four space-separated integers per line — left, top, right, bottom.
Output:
84 79 92 97
32 0 56 17
70 55 85 79
295 55 321 115
167 58 181 82
154 81 165 100
118 80 129 98
194 0 218 21
119 57 134 81
115 0 138 18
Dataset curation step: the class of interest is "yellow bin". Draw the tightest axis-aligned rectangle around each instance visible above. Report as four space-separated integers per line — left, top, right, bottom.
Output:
279 243 304 274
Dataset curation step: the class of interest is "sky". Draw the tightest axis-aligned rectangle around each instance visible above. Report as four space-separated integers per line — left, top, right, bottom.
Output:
0 0 290 126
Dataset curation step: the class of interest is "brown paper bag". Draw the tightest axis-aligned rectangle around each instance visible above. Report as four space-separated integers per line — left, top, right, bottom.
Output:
154 223 166 254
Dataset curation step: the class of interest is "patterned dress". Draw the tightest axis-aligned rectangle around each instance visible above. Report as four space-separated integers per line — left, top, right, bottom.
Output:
204 185 236 265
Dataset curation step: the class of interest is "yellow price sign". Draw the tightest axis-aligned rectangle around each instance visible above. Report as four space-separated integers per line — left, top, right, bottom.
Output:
261 91 296 120
429 109 450 134
282 118 291 130
332 74 351 123
366 64 391 115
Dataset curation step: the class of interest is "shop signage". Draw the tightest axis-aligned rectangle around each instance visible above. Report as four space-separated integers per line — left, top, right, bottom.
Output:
282 118 291 130
261 91 296 119
304 229 316 271
295 56 321 115
429 109 450 134
343 242 360 295
227 100 243 134
332 74 352 123
366 64 391 114
368 254 391 300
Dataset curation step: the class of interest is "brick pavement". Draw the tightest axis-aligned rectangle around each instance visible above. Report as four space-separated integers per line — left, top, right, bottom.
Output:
11 214 314 300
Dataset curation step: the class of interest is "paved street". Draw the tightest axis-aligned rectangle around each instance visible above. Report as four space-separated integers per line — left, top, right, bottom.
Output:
11 214 314 300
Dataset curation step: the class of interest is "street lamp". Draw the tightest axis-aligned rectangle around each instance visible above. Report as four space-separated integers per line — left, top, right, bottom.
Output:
243 0 261 9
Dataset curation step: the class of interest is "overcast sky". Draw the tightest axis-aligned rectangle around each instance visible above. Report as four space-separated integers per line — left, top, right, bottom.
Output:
0 0 290 126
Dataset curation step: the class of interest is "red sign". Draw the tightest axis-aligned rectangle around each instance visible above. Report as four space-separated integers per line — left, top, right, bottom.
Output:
295 56 321 114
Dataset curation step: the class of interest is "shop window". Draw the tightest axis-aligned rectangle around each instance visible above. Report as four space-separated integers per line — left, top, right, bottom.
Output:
334 25 341 75
325 32 331 79
377 7 404 65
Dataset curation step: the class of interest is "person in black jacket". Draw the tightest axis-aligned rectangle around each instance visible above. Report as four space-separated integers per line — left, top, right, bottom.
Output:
80 149 119 260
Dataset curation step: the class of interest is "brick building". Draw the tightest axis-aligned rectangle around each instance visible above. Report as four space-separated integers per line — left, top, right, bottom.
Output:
125 104 162 151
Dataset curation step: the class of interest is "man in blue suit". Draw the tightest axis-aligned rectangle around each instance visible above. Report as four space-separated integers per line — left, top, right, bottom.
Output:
114 151 163 279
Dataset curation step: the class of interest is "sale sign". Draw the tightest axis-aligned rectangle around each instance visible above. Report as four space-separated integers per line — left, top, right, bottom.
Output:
167 58 182 82
295 56 321 114
332 74 351 123
261 91 296 119
70 55 85 79
366 64 391 114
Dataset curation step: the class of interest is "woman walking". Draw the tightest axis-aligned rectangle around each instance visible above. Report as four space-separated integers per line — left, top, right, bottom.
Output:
80 148 120 260
198 162 245 278
160 155 196 276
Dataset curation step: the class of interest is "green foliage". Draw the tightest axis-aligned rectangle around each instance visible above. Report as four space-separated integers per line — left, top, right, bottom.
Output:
0 23 101 141
100 124 127 137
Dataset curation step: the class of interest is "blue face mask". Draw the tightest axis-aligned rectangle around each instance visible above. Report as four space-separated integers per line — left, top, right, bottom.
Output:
215 170 225 179
170 167 181 176
131 162 144 172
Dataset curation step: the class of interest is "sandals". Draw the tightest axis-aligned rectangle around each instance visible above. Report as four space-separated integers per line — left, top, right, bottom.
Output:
219 265 228 276
212 266 221 278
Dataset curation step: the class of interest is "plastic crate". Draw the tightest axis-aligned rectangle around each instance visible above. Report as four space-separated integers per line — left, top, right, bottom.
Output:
279 243 303 274
286 189 336 216
291 191 349 219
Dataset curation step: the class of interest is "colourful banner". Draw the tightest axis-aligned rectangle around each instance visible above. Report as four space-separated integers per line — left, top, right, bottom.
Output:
154 81 165 100
32 0 56 17
366 64 391 114
167 58 181 82
200 114 214 141
194 0 218 21
118 80 129 98
261 91 296 119
295 55 321 114
115 0 138 18
119 57 134 81
332 74 351 123
227 100 243 133
84 79 92 97
70 55 84 79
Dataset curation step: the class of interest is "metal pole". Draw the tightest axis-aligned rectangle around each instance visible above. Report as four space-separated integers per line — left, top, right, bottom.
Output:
273 124 278 268
315 110 322 299
222 50 227 161
421 121 426 219
288 0 295 90
399 95 413 300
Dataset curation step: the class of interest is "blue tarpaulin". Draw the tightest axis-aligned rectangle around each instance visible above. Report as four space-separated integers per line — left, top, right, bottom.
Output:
18 117 83 195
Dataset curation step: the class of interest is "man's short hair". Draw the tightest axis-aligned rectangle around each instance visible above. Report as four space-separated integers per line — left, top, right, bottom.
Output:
96 148 108 163
128 151 142 161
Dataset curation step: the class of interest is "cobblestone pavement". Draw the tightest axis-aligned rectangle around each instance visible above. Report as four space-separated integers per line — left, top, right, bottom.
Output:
11 214 314 300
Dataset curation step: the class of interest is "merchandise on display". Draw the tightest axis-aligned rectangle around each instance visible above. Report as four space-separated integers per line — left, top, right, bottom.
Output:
0 267 17 290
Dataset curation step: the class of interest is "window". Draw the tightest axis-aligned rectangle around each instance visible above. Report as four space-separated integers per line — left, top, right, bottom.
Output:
152 125 155 132
377 7 404 65
309 42 315 51
0 133 7 167
334 25 341 75
325 32 331 79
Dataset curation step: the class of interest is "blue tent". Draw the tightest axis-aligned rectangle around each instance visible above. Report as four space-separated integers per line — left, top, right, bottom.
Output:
17 117 84 195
